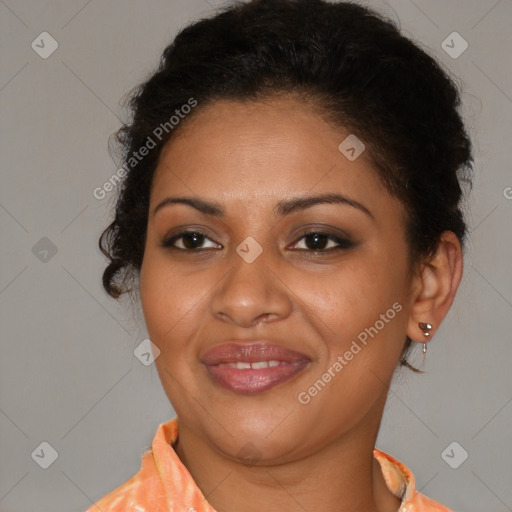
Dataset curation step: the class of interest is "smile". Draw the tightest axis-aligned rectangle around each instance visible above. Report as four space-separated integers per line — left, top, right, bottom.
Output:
201 341 311 394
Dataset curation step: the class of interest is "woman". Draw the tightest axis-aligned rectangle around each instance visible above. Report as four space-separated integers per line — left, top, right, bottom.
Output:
90 0 472 510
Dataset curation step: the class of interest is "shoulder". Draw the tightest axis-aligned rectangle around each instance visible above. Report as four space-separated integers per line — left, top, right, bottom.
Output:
84 450 167 512
402 492 456 512
85 419 180 512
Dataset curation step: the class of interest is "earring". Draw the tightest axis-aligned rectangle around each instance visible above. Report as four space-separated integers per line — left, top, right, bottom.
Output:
418 322 432 362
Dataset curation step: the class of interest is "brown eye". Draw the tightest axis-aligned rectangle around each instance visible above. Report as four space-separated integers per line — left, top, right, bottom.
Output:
303 232 330 250
162 231 221 250
291 231 354 252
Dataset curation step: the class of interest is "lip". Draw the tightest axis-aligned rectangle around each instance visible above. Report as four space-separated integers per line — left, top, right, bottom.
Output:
201 341 311 394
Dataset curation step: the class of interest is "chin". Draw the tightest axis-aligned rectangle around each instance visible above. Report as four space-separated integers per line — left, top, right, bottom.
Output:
213 411 308 462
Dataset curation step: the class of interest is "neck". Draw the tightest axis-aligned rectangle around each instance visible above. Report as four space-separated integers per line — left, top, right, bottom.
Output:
173 399 401 512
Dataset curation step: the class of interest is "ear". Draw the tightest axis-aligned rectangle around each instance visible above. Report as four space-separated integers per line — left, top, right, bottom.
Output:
407 231 463 345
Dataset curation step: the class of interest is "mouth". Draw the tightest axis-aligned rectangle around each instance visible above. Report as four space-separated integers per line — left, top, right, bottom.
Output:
201 341 311 394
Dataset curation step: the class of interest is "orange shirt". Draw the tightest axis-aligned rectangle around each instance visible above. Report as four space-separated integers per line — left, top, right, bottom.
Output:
86 417 454 512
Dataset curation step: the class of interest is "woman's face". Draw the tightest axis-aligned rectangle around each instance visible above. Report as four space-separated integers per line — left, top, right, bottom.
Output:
139 96 416 463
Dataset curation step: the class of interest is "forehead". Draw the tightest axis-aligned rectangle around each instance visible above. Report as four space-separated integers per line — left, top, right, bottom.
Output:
150 97 394 217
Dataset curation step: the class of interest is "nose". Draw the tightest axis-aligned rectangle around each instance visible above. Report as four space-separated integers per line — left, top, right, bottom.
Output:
210 244 293 328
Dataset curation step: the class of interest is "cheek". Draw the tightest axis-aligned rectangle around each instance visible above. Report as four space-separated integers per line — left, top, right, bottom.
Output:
294 266 408 426
140 253 179 342
293 252 407 337
139 253 212 355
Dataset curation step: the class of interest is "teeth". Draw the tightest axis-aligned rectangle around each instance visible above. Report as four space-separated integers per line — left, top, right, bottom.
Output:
251 361 269 369
217 360 283 369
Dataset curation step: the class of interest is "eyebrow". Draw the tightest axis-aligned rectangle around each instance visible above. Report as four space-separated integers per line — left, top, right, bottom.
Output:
152 193 374 220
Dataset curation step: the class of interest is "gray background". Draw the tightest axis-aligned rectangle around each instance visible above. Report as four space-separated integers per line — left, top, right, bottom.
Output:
1 0 511 511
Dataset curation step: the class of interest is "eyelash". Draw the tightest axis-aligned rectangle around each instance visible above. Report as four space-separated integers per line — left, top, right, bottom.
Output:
161 230 355 252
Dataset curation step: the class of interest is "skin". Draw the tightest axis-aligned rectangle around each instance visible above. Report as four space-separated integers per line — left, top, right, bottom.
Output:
139 95 463 512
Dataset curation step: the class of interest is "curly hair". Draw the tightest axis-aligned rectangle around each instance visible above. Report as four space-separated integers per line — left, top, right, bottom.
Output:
99 0 473 372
